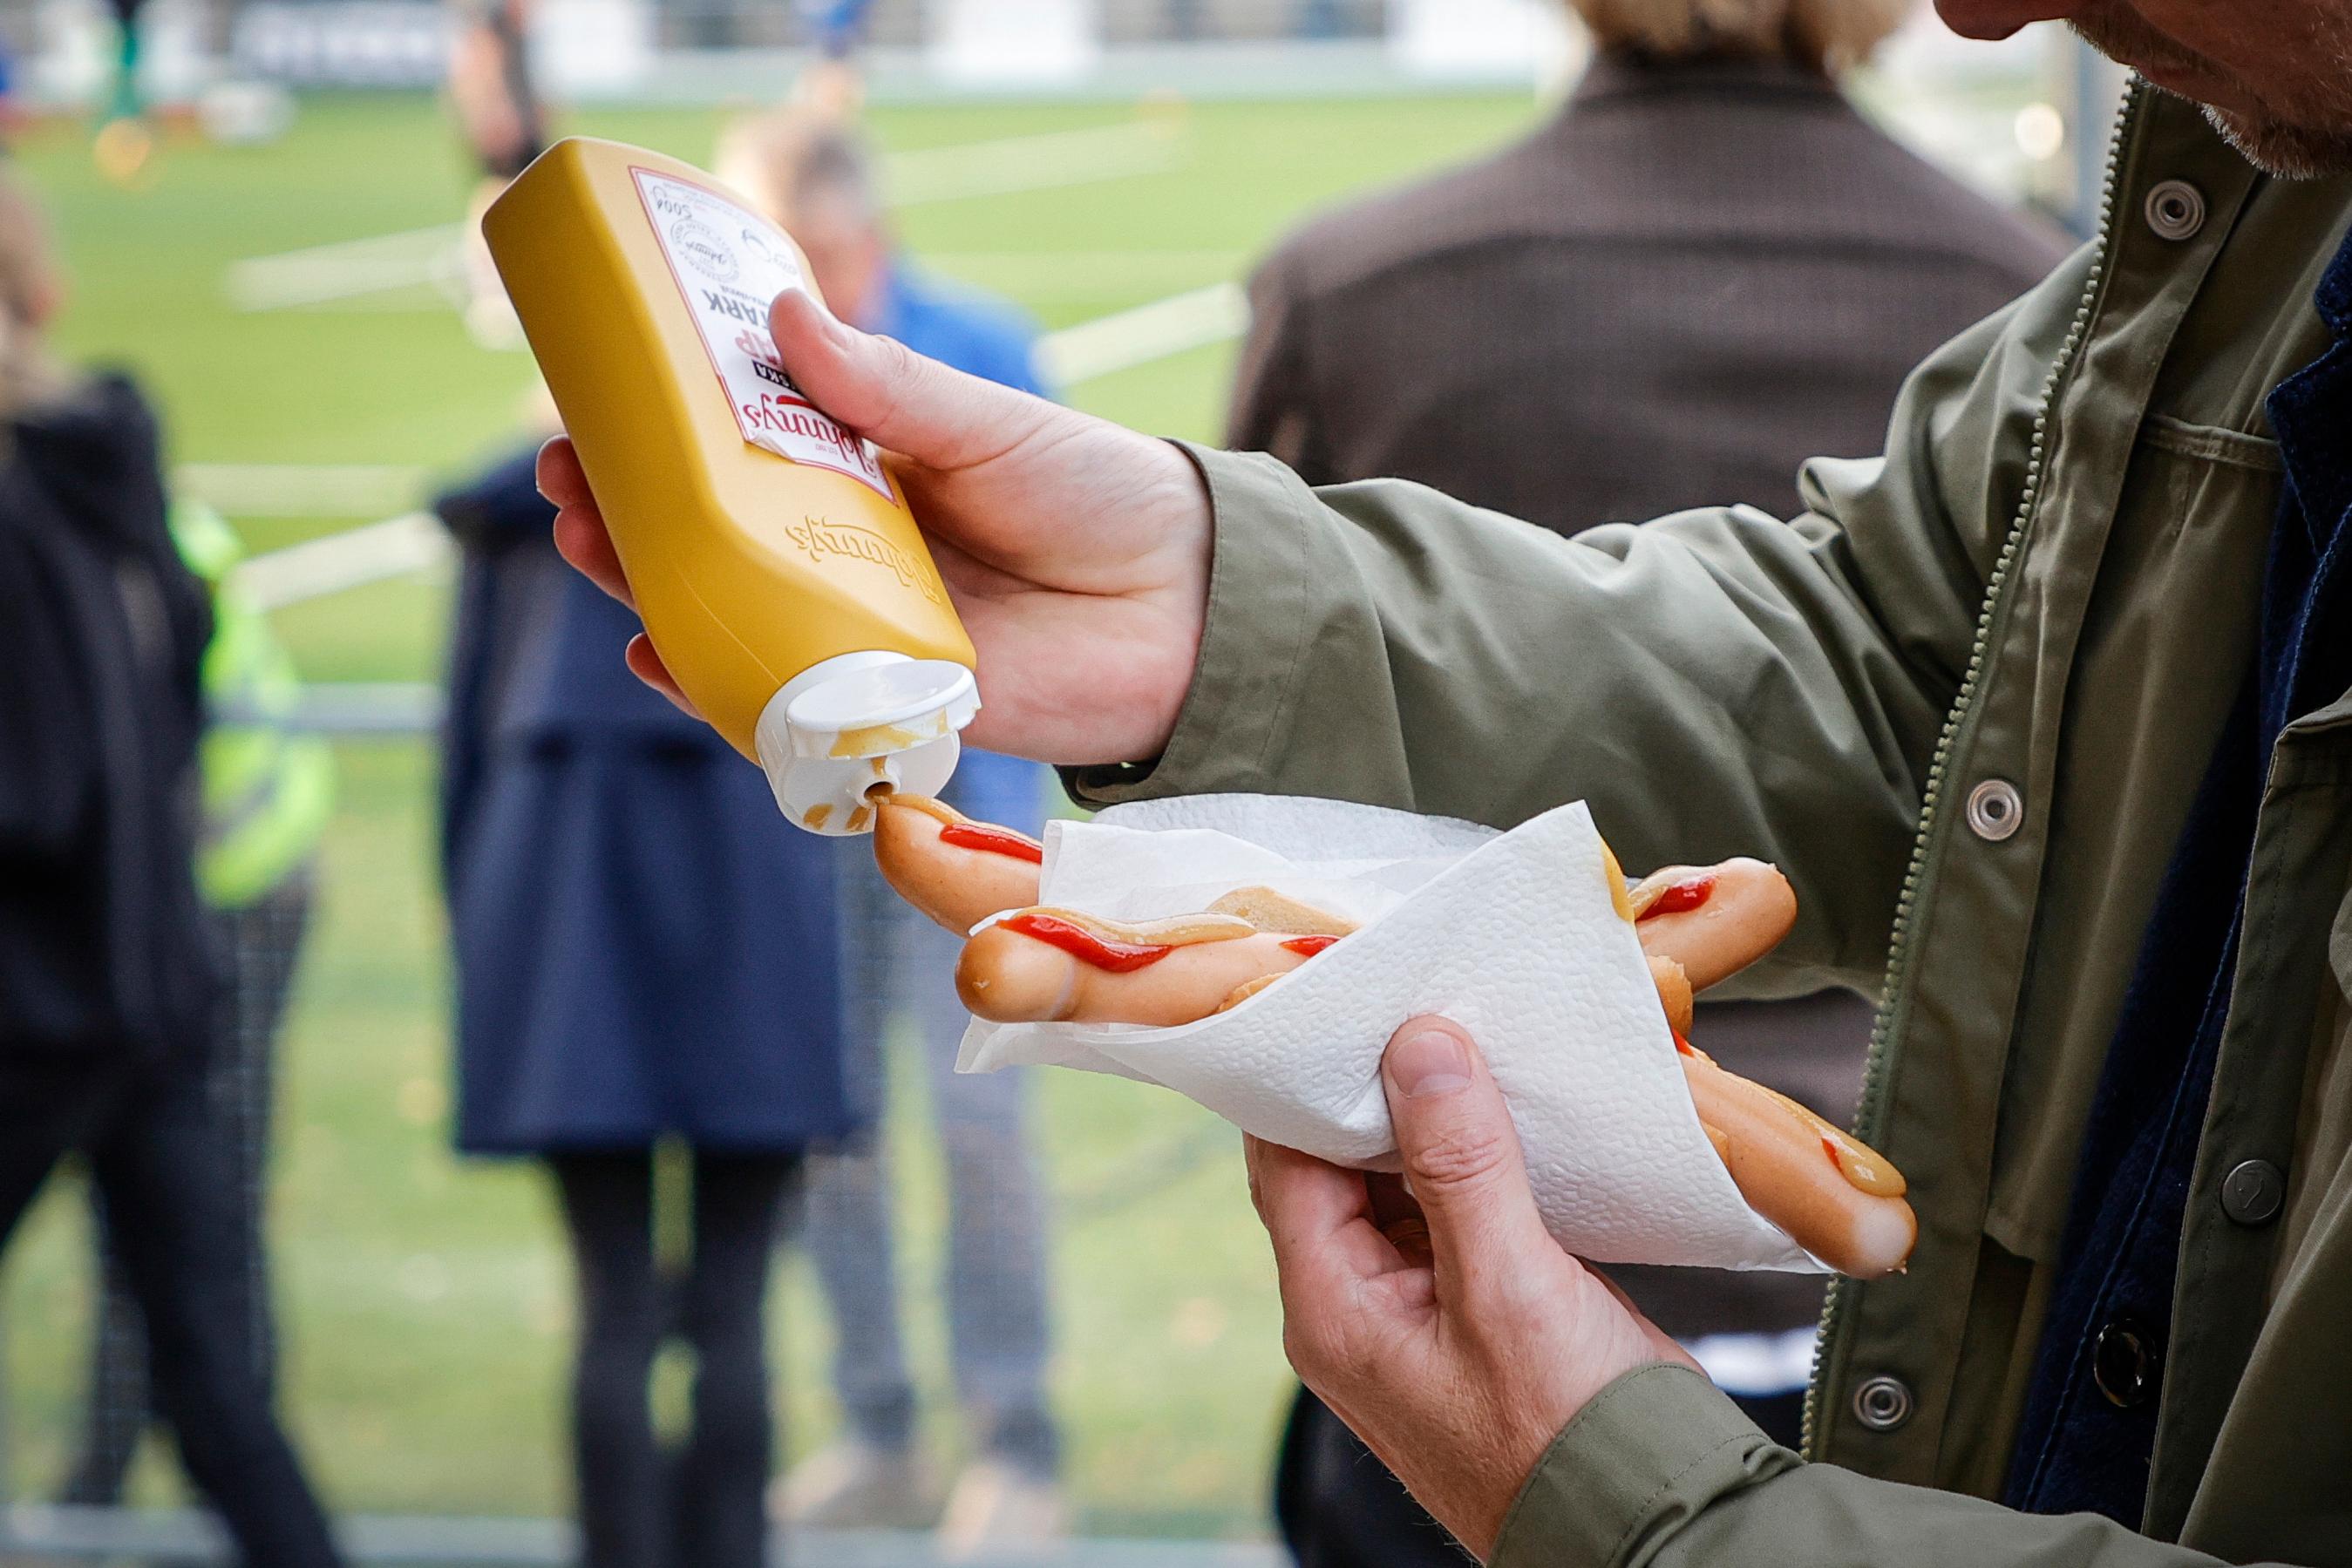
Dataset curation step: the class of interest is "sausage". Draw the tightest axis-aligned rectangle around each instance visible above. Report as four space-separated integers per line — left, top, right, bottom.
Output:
1630 859 1797 990
872 793 1044 933
956 910 1322 1026
1678 1042 1915 1278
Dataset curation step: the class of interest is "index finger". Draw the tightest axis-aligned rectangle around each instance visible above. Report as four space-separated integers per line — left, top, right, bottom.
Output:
1244 1135 1409 1291
539 438 636 611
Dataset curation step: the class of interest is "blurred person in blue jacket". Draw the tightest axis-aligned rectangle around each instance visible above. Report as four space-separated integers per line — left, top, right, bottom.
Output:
715 112 1067 1551
437 440 855 1568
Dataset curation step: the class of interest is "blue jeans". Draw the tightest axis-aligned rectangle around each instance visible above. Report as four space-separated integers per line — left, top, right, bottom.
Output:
799 754 1059 1475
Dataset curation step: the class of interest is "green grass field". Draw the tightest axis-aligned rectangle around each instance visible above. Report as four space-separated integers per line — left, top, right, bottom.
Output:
0 88 1541 1537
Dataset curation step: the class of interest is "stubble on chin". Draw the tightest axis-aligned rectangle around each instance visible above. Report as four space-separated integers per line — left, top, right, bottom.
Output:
2073 3 2352 178
2199 102 2352 180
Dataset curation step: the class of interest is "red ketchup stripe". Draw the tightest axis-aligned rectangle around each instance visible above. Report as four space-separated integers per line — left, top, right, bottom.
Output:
939 823 1044 864
1637 873 1717 920
1279 934 1342 958
1000 912 1172 972
1672 1030 1696 1056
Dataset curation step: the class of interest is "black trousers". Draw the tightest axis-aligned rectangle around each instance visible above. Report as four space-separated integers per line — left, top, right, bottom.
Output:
68 877 312 1504
547 1148 799 1568
0 1050 342 1568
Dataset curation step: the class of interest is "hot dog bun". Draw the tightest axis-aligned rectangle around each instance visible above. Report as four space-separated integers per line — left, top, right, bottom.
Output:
873 793 1044 933
1648 954 1695 1037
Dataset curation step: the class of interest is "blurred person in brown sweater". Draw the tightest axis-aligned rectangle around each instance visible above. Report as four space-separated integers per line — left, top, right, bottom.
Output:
1227 2 2066 1561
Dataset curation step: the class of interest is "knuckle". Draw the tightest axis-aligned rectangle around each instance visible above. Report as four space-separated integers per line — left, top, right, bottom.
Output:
1404 1121 1512 1195
871 331 921 389
864 333 927 432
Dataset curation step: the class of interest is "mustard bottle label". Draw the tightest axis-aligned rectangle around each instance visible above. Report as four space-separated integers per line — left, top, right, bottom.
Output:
629 166 893 499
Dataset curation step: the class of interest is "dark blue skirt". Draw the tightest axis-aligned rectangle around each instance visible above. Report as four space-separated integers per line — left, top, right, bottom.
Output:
448 730 856 1155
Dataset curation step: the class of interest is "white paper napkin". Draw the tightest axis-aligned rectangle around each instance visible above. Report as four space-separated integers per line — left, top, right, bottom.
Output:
959 794 1819 1273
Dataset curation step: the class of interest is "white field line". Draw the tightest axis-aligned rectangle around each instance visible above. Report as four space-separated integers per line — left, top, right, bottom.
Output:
1037 282 1247 386
178 462 425 518
224 224 465 313
883 119 1188 205
224 279 1247 610
234 511 450 610
928 248 1243 299
227 121 1192 314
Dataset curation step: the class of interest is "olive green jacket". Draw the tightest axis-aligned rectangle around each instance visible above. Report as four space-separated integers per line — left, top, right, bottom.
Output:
1076 82 2352 1565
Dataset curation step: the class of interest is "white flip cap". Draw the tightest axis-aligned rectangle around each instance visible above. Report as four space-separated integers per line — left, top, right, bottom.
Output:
754 651 981 835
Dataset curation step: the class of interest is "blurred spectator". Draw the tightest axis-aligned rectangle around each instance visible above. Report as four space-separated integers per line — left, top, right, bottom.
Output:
92 0 153 185
436 442 853 1568
715 112 1069 1553
447 0 545 183
1232 1 2069 526
792 0 874 116
436 42 849 1568
0 167 343 1568
104 0 142 123
65 498 335 1509
1227 0 2068 1560
447 0 546 349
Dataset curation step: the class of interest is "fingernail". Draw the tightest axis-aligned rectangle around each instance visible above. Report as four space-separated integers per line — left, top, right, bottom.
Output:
1389 1028 1472 1098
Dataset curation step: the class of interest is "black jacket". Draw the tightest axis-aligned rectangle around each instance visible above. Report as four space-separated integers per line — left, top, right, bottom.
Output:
0 372 216 1063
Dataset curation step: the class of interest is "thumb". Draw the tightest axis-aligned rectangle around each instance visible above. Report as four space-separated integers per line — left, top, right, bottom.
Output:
769 288 1057 472
1382 1018 1555 1308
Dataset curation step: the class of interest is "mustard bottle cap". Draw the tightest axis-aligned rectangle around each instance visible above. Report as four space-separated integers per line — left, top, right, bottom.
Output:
754 652 981 835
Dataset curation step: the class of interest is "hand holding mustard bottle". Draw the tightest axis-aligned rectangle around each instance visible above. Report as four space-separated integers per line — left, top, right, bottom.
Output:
495 138 1211 808
537 288 1209 771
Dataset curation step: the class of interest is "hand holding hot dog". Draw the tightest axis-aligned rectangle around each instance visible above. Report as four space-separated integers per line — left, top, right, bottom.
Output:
544 288 1213 766
1249 1019 1699 1562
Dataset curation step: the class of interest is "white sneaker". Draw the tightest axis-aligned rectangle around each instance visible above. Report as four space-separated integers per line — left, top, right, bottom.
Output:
771 1438 941 1529
935 1458 1071 1561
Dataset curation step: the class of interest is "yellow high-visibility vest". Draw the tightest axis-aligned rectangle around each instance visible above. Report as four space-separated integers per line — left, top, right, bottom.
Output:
169 500 335 909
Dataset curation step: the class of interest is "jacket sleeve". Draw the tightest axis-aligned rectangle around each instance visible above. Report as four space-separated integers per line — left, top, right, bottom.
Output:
1071 249 2090 994
1497 1367 2308 1568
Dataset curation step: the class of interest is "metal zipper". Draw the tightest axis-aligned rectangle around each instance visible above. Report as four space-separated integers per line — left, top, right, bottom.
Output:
1799 74 2147 1458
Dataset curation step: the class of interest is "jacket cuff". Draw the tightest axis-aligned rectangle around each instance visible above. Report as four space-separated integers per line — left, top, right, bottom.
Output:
1492 1365 1799 1568
1061 441 1323 805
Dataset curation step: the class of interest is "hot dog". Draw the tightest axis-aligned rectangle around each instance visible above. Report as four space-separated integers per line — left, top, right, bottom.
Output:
888 802 1909 1273
873 793 1044 933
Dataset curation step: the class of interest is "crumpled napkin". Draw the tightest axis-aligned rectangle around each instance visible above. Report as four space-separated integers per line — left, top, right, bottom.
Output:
958 793 1818 1271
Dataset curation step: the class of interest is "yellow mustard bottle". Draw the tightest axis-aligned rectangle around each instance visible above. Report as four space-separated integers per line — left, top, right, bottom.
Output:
481 136 978 835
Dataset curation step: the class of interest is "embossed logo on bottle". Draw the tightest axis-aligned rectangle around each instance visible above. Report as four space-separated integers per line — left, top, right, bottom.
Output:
782 515 945 605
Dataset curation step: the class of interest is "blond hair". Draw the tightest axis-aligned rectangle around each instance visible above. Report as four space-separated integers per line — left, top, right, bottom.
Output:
0 168 69 425
713 107 880 234
1568 0 1911 73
